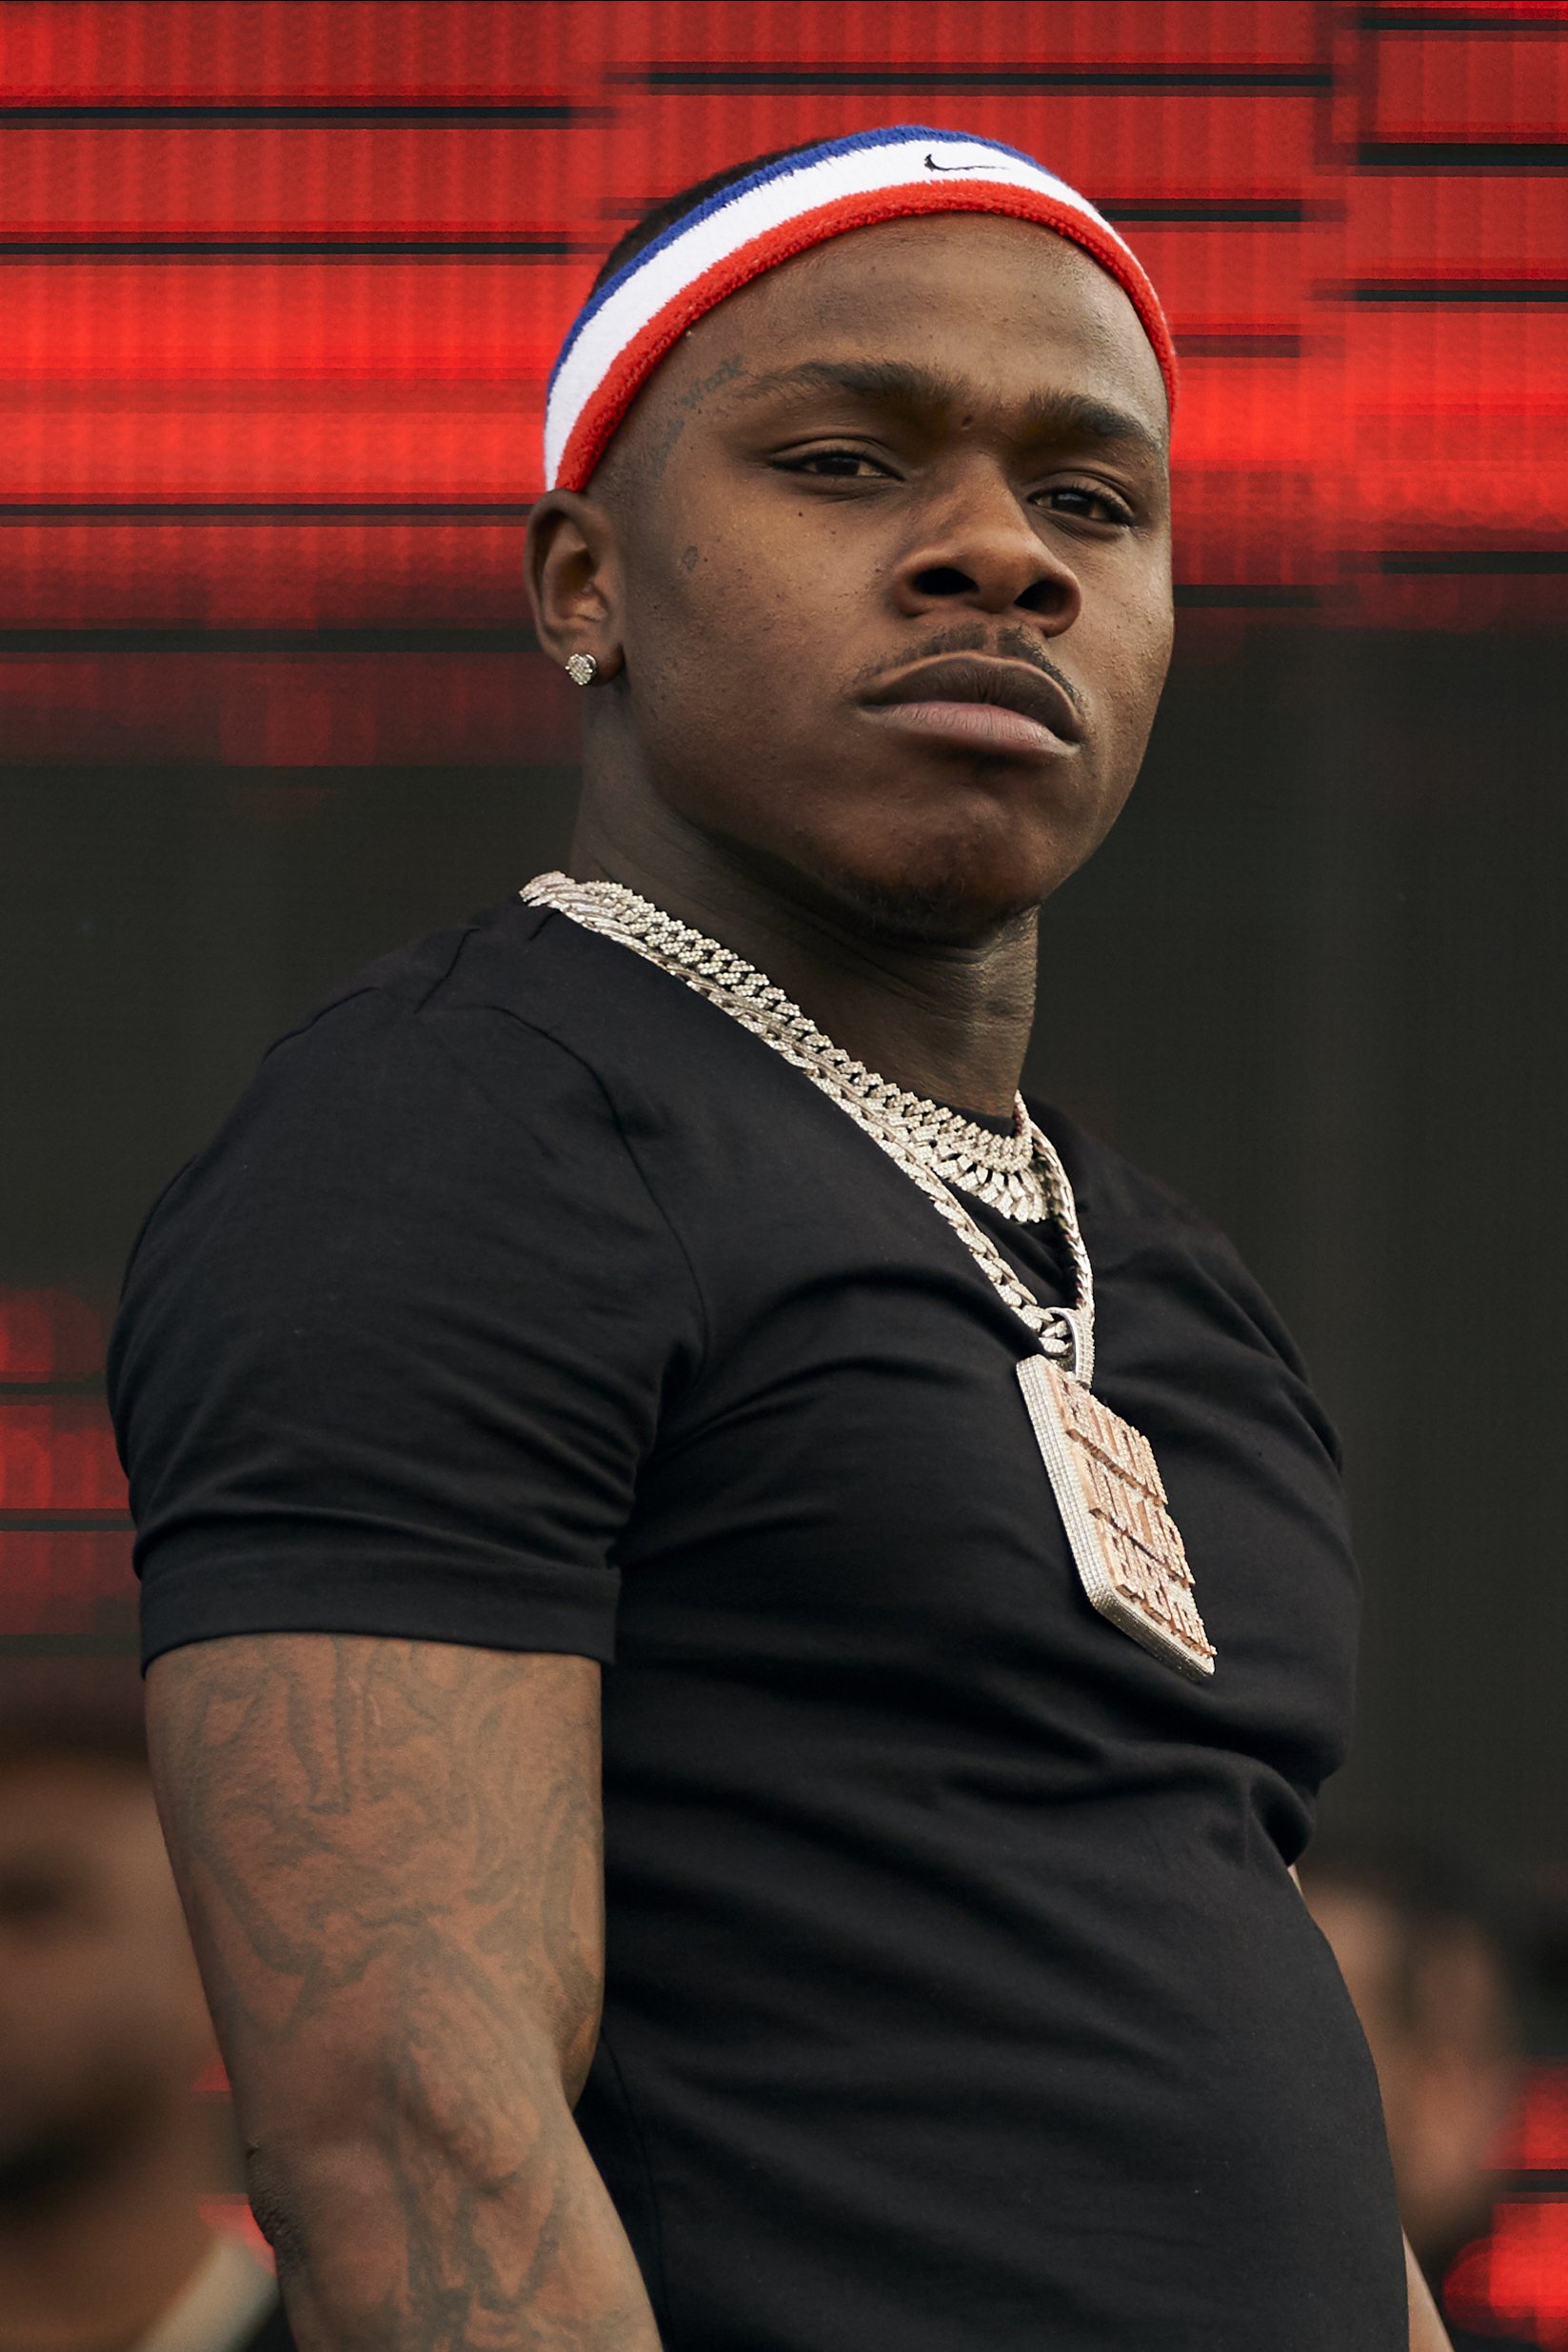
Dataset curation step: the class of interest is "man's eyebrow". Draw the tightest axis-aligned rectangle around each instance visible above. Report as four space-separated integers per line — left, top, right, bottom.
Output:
736 359 963 411
735 359 1166 458
1019 388 1167 459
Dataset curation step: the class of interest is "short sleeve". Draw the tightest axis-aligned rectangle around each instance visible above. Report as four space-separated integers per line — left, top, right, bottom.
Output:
109 977 703 1669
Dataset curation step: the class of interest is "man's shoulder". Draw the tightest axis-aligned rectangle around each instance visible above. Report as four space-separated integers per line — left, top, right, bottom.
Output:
110 898 702 1438
122 900 661 1287
262 892 740 1101
176 899 596 1180
263 894 559 1066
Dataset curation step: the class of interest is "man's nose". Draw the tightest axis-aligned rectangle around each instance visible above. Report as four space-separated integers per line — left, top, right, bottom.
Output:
890 464 1082 632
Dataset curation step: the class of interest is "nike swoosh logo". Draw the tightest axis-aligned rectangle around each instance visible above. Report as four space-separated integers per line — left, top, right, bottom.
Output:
924 152 989 172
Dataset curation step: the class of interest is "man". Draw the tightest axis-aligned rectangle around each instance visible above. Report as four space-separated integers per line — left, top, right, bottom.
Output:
1305 1846 1542 2352
0 1709 290 2352
110 128 1445 2347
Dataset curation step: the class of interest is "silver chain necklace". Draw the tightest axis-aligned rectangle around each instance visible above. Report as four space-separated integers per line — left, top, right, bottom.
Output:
542 879 1056 1219
521 870 1091 1366
520 870 1216 1681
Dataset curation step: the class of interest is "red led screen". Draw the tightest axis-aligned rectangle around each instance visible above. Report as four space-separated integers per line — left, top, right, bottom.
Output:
0 1286 132 1657
0 0 1563 766
1447 2067 1568 2349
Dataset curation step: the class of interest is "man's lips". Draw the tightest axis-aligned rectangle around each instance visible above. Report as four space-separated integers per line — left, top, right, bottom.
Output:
857 654 1083 758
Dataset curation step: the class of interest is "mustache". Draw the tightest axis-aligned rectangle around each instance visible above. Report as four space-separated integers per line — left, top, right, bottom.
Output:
850 624 1083 722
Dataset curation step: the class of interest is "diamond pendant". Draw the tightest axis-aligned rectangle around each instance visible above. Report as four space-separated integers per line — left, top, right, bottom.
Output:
1017 1354 1216 1682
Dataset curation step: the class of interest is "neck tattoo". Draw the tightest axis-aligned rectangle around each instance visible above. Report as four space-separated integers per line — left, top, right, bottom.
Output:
521 873 1216 1682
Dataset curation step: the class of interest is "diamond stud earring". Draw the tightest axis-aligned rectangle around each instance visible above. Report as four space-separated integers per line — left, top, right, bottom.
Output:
565 652 598 687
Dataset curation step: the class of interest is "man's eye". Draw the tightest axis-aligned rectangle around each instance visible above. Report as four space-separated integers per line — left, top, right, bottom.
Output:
1042 484 1135 526
780 448 891 480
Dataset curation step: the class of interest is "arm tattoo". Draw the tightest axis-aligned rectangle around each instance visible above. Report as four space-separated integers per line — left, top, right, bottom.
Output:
149 1634 659 2351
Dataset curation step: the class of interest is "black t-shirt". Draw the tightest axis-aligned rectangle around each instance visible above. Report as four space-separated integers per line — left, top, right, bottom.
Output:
110 899 1405 2351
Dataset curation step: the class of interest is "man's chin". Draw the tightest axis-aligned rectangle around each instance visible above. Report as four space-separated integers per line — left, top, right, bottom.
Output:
796 840 1051 947
678 807 1054 947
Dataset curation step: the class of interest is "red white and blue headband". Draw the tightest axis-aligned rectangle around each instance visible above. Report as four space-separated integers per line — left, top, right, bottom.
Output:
544 125 1176 493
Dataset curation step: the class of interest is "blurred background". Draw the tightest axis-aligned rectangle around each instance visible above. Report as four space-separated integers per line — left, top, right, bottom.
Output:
0 2 1564 2343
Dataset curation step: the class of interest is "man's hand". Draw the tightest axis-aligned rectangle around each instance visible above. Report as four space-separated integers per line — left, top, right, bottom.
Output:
147 1632 661 2351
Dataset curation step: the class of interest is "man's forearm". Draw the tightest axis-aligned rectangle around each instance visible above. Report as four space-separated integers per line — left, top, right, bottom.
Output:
146 1635 656 2350
252 2097 660 2352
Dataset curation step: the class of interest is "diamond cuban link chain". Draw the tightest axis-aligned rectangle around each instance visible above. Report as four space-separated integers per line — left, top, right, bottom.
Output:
520 872 1096 1380
519 876 1218 1679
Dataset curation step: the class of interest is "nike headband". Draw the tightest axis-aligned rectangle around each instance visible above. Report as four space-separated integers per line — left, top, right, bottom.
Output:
544 125 1176 492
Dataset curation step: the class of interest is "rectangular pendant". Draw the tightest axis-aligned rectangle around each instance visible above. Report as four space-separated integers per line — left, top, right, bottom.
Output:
1016 1354 1216 1683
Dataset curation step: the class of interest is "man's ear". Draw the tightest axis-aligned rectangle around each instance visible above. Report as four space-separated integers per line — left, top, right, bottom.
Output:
526 490 625 681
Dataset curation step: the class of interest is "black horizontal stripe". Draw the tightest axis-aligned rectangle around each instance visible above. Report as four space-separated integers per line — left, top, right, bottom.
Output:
1179 330 1304 357
0 239 579 260
1360 4 1565 28
633 63 1331 91
0 1633 138 1656
0 503 533 523
1380 549 1568 574
610 192 1309 229
0 218 1316 258
1496 2170 1568 2195
1174 585 1320 608
1359 140 1568 167
0 101 579 123
1352 278 1568 302
1102 199 1308 225
0 625 537 652
0 1513 132 1533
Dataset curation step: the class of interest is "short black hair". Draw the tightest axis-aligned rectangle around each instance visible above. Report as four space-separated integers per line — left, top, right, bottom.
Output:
591 143 821 294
